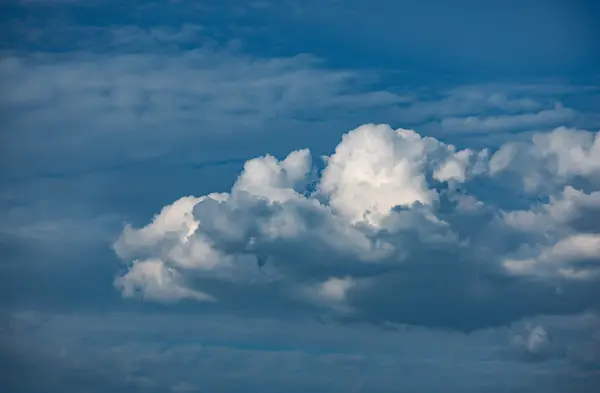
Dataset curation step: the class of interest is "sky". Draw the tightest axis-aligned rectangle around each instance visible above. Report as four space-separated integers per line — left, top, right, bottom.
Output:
1 0 600 392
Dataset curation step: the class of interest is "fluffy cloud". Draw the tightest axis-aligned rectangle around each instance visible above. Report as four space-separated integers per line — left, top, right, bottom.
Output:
316 124 484 225
112 123 600 331
114 258 214 303
501 185 600 280
489 126 600 191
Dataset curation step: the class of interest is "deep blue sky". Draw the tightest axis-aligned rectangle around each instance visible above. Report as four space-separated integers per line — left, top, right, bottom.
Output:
1 1 600 392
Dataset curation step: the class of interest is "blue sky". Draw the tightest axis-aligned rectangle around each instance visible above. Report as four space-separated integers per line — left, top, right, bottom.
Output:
2 1 600 392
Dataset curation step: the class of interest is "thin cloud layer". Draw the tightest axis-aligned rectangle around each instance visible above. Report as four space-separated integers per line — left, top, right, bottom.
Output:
441 103 577 133
113 123 600 331
0 45 408 184
8 310 599 393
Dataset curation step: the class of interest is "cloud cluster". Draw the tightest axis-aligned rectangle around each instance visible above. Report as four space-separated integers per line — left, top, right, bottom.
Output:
113 123 600 331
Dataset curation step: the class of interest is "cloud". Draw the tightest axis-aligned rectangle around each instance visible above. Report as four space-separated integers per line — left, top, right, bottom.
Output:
300 276 356 312
489 126 600 191
114 258 215 303
2 1 599 331
3 4 600 391
2 19 596 194
502 232 600 281
6 310 598 393
502 186 600 234
500 184 600 280
508 313 600 371
3 18 596 189
511 324 551 358
112 123 600 332
316 124 480 224
0 40 409 183
379 83 596 146
440 103 577 133
399 84 545 124
0 50 358 131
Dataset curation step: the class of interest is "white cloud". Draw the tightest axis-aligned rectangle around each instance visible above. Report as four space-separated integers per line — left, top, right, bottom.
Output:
4 8 600 392
4 19 600 339
298 276 357 312
114 196 203 255
503 233 600 280
317 124 480 225
531 126 600 178
490 126 600 191
503 186 600 235
318 277 354 303
112 123 600 331
233 149 313 202
113 194 230 271
500 181 600 281
115 258 214 302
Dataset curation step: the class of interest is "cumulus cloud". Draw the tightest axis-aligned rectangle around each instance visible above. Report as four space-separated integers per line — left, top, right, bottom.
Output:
489 126 600 191
4 4 600 391
115 258 214 303
503 233 600 280
316 124 482 224
501 185 600 280
112 123 600 331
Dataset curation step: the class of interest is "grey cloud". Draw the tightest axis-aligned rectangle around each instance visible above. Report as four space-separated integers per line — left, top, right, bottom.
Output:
510 313 600 370
5 310 597 393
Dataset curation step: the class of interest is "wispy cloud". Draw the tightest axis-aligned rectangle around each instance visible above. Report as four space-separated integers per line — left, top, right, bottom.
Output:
440 103 577 133
1 28 408 181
